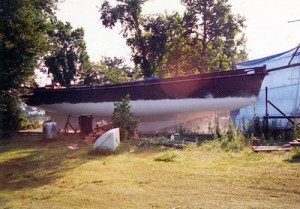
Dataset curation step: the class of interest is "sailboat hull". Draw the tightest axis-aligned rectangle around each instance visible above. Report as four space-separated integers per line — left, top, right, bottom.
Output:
26 67 266 133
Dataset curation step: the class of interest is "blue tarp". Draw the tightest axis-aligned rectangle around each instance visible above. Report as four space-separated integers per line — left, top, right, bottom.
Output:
233 46 300 129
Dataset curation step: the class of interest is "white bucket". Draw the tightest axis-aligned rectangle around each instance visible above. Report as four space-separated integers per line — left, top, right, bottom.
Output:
43 121 57 140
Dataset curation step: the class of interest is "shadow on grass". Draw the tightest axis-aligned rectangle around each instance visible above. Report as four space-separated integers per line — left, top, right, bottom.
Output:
0 134 91 191
1 136 183 191
284 154 300 163
284 147 300 163
87 139 165 157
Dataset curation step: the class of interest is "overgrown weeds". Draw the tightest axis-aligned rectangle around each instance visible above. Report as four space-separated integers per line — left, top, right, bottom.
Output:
210 124 248 152
214 123 246 152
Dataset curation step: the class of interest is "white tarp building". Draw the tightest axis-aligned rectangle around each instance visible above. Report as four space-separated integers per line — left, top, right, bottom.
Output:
232 45 300 129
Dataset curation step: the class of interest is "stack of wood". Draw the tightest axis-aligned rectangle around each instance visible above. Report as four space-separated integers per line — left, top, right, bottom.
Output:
83 120 113 145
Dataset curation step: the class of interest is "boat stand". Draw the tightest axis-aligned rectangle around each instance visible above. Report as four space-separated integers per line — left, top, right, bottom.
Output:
264 87 300 139
63 114 78 134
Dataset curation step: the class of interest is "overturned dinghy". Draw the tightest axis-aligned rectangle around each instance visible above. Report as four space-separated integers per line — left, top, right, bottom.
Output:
93 128 120 152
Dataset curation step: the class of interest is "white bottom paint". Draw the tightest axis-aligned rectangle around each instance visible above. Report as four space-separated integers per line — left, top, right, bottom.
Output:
39 97 257 133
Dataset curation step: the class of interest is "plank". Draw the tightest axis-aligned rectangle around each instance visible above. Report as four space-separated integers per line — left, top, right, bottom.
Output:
252 145 292 152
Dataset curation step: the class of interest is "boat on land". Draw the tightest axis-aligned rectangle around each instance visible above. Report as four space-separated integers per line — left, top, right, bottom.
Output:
26 66 267 133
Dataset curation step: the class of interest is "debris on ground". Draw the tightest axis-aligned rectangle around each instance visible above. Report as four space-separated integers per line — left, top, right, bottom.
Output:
67 144 79 150
138 136 194 149
83 120 113 144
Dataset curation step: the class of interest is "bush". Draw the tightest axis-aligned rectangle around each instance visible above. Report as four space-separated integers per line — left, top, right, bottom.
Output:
111 94 138 140
20 119 41 130
0 93 23 133
244 116 263 138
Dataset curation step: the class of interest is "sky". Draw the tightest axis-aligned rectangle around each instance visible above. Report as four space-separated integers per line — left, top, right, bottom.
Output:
55 0 300 63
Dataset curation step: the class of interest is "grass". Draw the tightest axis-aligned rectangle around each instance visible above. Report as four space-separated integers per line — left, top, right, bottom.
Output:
0 135 300 209
154 150 180 162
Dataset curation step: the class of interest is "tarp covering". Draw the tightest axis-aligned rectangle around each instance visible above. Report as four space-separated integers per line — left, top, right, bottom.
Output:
232 46 300 129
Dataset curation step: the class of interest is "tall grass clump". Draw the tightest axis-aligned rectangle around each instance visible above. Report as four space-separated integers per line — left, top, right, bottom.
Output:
287 147 300 162
219 123 245 152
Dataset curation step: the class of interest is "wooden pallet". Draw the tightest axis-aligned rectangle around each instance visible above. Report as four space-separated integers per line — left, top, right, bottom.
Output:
252 145 292 152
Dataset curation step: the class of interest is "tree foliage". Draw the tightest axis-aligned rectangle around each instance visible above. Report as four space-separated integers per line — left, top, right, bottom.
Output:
45 20 91 86
100 0 247 77
178 0 247 73
100 0 180 77
81 57 137 85
111 94 138 140
141 13 182 76
0 0 58 132
0 93 24 134
99 57 133 83
100 0 150 77
0 0 56 92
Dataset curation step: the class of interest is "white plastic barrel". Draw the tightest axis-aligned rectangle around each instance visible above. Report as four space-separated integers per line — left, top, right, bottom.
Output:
43 121 57 140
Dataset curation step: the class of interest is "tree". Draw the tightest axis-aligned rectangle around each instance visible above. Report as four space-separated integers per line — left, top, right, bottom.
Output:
45 20 91 86
180 0 247 73
100 0 150 77
100 57 134 83
80 62 102 85
100 0 247 77
160 13 200 77
81 57 136 85
100 0 180 78
141 13 182 76
0 0 58 133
